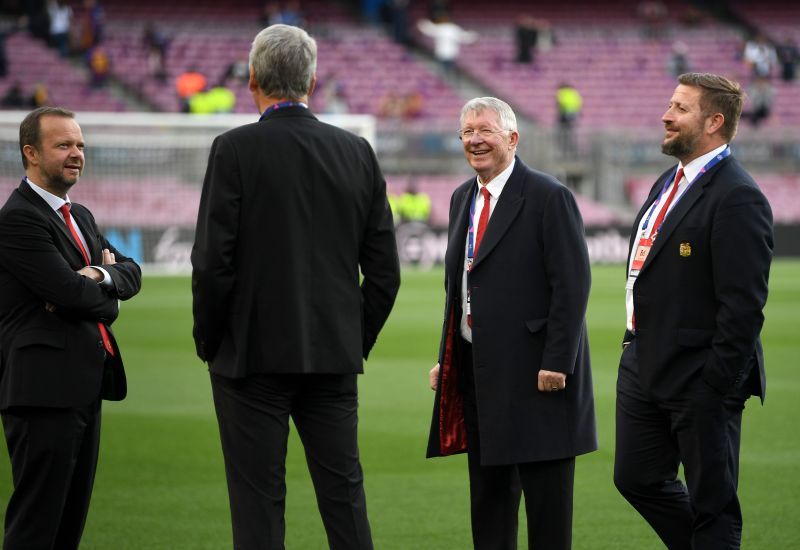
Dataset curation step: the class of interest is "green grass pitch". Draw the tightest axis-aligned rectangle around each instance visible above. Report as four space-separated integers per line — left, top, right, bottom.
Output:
1 261 799 549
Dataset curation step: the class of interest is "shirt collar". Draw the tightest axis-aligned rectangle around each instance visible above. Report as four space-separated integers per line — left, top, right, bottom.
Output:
680 143 728 184
476 158 515 198
25 177 70 212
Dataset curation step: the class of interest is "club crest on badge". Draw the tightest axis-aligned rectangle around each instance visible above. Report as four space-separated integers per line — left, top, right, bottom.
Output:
679 242 692 257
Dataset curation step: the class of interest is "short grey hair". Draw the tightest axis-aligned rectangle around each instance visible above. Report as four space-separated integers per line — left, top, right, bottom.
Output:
460 97 517 132
249 24 317 100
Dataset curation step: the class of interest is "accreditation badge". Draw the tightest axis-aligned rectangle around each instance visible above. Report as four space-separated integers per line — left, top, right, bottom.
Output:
631 236 653 273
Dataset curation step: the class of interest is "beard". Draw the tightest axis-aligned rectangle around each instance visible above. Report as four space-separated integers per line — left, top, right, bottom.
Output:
661 126 701 159
41 164 80 193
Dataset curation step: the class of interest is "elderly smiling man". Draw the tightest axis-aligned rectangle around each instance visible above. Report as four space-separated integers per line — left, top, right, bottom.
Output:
426 97 597 550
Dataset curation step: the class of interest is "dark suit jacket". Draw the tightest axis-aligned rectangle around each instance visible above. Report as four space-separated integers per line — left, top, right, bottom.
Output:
427 157 597 466
624 155 773 402
191 106 400 376
0 180 141 409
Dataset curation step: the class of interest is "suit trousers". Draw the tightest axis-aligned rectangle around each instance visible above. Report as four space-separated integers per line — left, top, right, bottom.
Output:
210 372 373 550
614 339 748 550
458 338 575 550
1 401 101 550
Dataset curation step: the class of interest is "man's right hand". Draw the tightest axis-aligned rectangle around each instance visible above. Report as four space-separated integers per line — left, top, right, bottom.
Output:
429 363 440 391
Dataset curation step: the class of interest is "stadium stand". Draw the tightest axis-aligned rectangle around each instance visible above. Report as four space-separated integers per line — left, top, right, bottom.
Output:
412 0 799 130
0 32 125 112
625 173 800 224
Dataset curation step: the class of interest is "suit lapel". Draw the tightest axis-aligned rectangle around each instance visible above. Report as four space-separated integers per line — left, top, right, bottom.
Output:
17 180 93 264
445 181 473 281
471 162 524 271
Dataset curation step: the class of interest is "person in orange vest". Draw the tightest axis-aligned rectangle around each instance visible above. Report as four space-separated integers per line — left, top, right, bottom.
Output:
175 68 207 112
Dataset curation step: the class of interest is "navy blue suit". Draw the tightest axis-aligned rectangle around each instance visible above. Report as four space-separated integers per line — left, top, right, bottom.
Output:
614 154 773 549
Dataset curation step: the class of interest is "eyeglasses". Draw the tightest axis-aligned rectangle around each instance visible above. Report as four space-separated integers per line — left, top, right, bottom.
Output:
458 128 510 141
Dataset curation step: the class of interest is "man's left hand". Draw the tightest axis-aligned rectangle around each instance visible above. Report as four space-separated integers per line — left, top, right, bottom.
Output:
538 370 567 392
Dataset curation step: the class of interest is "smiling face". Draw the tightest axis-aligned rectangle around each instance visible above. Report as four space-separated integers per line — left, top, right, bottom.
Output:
661 84 723 164
24 115 85 198
461 108 518 183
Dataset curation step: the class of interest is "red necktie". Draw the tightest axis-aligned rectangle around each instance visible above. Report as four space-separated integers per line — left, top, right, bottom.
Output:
631 167 685 330
650 167 684 239
59 203 115 356
474 186 491 254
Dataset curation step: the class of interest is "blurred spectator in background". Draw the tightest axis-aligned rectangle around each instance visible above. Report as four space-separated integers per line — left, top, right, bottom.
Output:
556 82 582 156
222 58 250 86
1 82 32 108
176 68 207 112
143 24 169 82
378 89 424 120
776 35 799 83
417 14 477 78
428 0 449 21
378 90 405 119
47 0 71 57
666 41 691 77
397 181 431 224
1 14 26 77
280 0 305 28
76 0 104 53
260 1 281 26
386 0 410 46
260 1 305 28
676 5 704 27
319 76 349 114
87 44 110 88
402 90 424 119
637 0 668 41
188 86 236 114
515 14 538 64
745 75 774 128
743 34 777 79
31 83 50 107
25 0 51 42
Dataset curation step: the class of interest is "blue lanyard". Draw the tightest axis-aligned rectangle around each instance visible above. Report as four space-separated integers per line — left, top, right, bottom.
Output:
467 184 485 261
641 146 731 232
259 101 308 121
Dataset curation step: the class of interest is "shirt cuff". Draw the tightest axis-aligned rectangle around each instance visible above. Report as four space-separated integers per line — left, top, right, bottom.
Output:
92 266 113 288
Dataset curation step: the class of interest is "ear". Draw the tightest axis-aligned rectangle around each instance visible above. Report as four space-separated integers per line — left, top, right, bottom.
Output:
508 129 520 149
248 66 259 94
705 113 725 136
307 74 317 98
22 144 38 166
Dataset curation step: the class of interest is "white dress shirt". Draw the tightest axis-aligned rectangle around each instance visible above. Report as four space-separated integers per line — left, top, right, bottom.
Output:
460 159 515 342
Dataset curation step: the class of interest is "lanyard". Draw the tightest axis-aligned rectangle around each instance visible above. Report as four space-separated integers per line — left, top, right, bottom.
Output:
259 101 308 121
640 146 730 233
466 184 484 262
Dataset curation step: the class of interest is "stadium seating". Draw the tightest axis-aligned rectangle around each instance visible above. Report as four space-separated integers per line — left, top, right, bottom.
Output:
0 33 126 112
412 0 799 130
625 173 800 223
83 0 464 121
